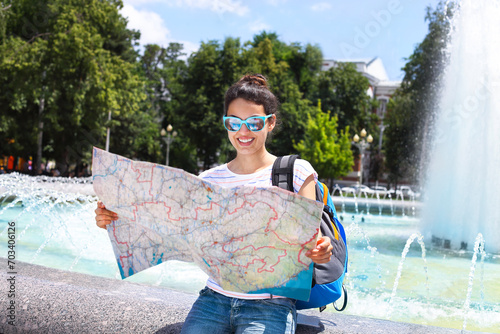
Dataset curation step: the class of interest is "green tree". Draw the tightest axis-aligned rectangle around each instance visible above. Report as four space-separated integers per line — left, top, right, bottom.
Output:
0 3 10 41
139 42 199 172
286 43 323 97
294 101 353 186
0 0 145 172
309 62 378 136
141 43 186 119
161 44 199 172
384 1 455 184
181 38 245 170
248 32 323 96
384 94 416 187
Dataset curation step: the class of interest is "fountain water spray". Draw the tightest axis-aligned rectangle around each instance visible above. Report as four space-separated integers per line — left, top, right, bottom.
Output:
462 233 486 331
331 187 418 217
422 0 500 253
345 217 384 290
0 173 104 272
387 232 429 317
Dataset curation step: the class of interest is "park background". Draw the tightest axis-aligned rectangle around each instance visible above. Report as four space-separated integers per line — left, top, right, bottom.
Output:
0 0 452 191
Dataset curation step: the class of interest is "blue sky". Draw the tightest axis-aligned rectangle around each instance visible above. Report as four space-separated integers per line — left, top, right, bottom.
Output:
122 0 443 81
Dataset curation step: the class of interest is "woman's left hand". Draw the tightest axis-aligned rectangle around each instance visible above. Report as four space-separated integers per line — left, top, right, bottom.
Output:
305 236 333 264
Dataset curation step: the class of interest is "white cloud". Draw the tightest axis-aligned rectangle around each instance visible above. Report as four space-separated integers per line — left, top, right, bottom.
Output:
179 40 200 58
311 2 332 11
121 4 171 46
121 4 199 56
248 19 272 33
124 0 248 16
183 0 249 16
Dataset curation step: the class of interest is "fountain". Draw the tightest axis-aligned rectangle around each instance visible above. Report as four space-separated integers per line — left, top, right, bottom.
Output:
421 0 500 254
331 186 419 217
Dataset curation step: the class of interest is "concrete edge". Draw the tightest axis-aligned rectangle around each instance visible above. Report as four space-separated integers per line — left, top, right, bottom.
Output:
0 258 485 334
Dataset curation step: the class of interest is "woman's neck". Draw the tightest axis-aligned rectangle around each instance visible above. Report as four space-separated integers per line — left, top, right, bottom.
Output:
228 150 276 175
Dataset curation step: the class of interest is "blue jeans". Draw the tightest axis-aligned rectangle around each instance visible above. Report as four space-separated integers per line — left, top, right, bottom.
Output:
181 287 297 334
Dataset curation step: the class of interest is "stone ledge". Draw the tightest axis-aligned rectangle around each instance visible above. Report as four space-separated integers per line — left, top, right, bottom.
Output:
0 259 485 334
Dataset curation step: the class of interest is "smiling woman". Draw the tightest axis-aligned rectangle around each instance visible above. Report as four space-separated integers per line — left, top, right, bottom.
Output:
180 74 334 334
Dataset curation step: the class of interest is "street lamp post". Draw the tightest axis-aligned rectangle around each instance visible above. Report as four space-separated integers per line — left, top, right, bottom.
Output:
161 124 177 166
352 128 373 185
378 121 388 151
105 110 112 151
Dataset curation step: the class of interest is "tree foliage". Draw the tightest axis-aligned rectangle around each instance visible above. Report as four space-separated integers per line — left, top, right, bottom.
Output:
1 4 381 178
294 101 353 183
384 93 417 186
308 62 377 135
384 1 455 185
0 0 145 173
136 43 195 170
180 38 242 170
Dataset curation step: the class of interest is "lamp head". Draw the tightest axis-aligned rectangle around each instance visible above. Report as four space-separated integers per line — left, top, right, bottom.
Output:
353 134 360 143
360 128 367 137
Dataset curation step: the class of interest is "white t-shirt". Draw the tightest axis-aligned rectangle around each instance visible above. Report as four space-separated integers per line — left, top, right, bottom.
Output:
198 158 318 299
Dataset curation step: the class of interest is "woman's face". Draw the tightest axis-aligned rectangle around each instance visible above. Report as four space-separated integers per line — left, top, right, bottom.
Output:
226 98 275 157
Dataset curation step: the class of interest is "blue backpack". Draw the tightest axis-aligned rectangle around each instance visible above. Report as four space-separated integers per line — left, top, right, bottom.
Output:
272 155 348 312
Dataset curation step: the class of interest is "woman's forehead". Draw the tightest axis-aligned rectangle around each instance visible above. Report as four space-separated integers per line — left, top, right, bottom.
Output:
227 98 266 117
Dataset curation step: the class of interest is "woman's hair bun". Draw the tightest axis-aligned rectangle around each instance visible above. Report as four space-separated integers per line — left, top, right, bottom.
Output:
238 74 268 87
224 73 278 117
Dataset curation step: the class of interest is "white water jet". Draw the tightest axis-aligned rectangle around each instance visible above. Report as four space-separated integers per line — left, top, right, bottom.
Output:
422 0 500 253
387 232 428 317
462 233 486 331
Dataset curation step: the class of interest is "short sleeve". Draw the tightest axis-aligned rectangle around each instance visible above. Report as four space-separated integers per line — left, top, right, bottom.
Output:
292 159 318 193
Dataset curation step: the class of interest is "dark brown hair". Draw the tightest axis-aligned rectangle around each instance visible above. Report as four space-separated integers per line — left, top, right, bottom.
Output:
224 74 279 116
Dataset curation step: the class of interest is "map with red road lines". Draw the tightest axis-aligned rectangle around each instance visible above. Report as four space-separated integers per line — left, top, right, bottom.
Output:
92 147 323 300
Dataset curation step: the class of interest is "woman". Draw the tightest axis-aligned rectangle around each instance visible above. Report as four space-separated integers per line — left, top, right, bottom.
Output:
95 74 333 334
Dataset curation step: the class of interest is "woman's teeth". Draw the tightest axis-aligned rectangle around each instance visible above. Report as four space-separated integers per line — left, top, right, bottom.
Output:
238 138 254 143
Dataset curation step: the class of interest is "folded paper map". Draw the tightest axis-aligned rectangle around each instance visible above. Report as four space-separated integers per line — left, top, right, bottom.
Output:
92 147 323 301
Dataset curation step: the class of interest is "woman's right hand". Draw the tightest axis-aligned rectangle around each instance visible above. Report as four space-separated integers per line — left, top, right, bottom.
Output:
95 201 118 230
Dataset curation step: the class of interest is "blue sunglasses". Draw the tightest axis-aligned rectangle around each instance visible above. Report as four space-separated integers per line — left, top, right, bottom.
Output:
223 115 274 132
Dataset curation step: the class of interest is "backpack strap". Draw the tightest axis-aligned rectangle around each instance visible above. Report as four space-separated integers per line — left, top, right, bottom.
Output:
272 155 298 191
318 182 340 241
321 183 329 205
